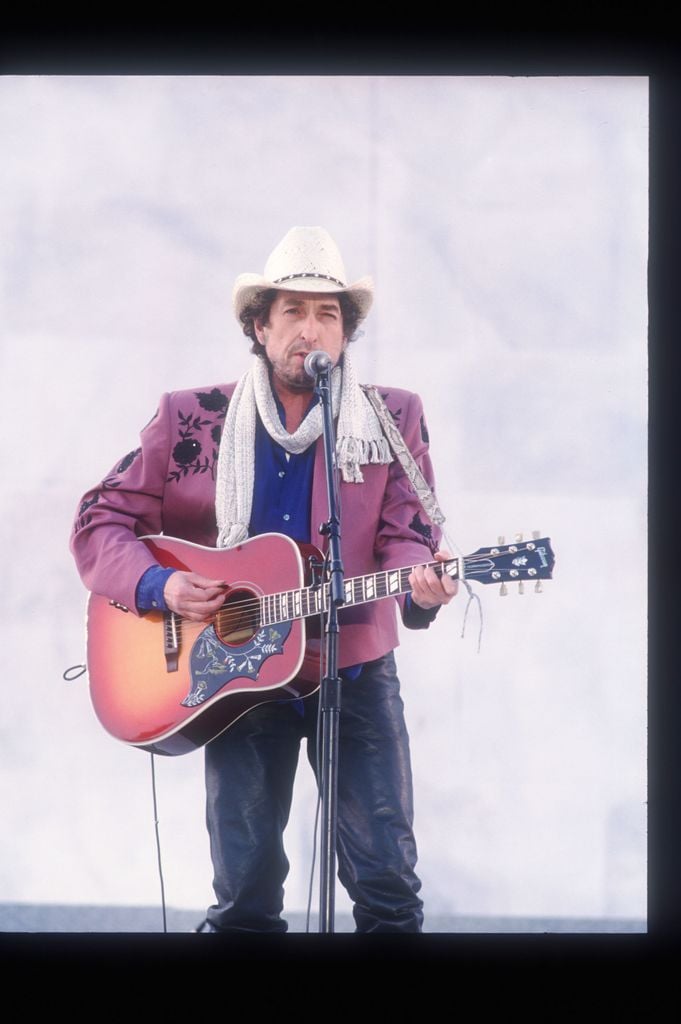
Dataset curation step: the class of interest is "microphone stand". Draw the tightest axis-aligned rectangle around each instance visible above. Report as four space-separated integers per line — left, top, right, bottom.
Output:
309 357 345 934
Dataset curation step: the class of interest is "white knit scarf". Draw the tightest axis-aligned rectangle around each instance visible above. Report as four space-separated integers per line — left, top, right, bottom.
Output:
215 354 392 548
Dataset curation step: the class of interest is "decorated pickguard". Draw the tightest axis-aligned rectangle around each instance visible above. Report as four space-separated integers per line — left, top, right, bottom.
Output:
181 621 292 707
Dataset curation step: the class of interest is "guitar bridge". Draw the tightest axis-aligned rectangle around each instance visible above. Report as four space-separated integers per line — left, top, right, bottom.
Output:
164 611 180 673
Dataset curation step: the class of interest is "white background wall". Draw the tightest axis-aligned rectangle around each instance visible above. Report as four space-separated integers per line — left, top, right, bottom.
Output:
0 75 647 924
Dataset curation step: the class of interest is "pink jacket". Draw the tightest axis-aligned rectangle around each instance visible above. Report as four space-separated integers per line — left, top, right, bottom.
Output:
71 381 442 668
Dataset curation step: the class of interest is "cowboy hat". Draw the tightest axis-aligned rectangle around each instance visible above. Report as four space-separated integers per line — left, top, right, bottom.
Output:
232 226 374 322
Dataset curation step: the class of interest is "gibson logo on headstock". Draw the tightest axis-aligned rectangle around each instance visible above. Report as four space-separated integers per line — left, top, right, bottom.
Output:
536 546 549 569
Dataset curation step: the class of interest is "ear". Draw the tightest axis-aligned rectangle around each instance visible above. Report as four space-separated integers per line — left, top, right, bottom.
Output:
254 318 267 346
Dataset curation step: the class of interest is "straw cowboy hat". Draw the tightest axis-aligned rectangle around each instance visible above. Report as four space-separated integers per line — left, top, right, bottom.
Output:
232 226 374 322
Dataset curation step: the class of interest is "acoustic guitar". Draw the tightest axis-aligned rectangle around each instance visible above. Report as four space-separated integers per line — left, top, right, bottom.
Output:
86 532 555 755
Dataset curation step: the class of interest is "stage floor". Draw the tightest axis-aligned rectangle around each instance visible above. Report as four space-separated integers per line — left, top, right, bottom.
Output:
0 902 646 933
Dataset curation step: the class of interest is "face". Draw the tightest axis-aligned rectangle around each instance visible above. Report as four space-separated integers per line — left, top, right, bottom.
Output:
254 291 347 392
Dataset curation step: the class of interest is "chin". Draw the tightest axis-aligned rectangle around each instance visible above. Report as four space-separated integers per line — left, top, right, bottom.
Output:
290 377 315 392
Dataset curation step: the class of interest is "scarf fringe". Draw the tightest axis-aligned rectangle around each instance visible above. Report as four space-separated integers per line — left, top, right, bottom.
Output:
337 435 392 483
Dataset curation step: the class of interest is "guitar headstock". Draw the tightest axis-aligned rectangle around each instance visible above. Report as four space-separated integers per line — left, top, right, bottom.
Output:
463 533 555 594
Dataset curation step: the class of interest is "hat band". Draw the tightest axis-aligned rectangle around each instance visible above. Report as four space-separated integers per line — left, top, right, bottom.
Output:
273 271 347 288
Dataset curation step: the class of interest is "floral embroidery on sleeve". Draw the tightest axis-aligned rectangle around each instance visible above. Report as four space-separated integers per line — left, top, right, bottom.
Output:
101 447 143 488
409 512 438 555
167 389 229 483
73 490 100 534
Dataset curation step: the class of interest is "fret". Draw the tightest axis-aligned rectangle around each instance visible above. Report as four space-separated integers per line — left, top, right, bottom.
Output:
262 558 456 626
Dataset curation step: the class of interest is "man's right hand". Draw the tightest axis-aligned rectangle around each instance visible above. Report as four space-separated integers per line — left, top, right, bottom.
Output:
163 571 228 622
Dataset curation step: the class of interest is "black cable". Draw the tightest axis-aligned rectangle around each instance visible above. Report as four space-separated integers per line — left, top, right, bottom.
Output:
149 752 168 933
62 663 169 932
62 664 86 680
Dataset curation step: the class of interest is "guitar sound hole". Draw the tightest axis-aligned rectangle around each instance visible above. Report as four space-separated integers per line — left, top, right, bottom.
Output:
214 588 260 646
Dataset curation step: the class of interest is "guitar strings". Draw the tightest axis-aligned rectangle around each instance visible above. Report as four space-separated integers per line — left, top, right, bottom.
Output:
171 560 467 630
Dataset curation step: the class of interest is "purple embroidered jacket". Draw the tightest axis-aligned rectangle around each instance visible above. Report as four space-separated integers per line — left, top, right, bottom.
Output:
70 382 442 669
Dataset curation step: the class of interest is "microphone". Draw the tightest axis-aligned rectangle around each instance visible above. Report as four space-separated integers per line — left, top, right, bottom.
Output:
304 350 333 377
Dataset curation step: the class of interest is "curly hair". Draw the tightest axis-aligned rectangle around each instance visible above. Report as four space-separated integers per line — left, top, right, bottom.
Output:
239 288 364 355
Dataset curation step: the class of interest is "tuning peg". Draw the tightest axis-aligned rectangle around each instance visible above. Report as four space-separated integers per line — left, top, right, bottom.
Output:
515 532 523 542
500 582 508 596
498 535 505 545
532 530 540 540
534 580 543 593
518 581 524 595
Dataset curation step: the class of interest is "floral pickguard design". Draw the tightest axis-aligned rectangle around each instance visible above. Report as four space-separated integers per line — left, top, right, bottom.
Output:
167 388 229 484
181 620 293 707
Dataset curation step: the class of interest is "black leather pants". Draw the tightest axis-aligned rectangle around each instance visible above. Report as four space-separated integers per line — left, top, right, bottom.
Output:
203 651 424 933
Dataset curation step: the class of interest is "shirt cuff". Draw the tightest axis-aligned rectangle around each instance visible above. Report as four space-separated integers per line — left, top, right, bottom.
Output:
135 565 177 612
403 592 440 629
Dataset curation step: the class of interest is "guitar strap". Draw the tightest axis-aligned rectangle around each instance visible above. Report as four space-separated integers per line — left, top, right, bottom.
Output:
360 385 446 527
362 385 483 652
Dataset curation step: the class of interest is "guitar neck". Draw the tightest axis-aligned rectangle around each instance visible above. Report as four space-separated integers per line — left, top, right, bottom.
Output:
260 559 458 627
258 535 555 625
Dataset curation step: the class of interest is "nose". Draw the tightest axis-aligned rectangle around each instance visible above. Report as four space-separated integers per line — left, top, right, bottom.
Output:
298 311 319 344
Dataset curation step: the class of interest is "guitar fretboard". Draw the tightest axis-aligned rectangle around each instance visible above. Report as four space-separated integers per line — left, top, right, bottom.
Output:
260 560 457 627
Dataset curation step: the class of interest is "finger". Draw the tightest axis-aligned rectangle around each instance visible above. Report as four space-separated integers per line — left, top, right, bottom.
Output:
182 572 229 593
181 584 228 604
168 595 226 621
428 551 458 597
163 572 228 619
433 549 453 562
409 563 457 607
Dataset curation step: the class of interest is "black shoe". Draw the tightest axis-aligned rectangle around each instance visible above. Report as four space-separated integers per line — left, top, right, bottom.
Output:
192 918 219 933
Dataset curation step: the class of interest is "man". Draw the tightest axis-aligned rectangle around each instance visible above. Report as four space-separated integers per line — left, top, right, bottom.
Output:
71 225 457 933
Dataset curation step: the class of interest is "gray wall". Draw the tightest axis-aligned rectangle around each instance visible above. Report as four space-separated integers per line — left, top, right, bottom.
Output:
0 76 647 924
